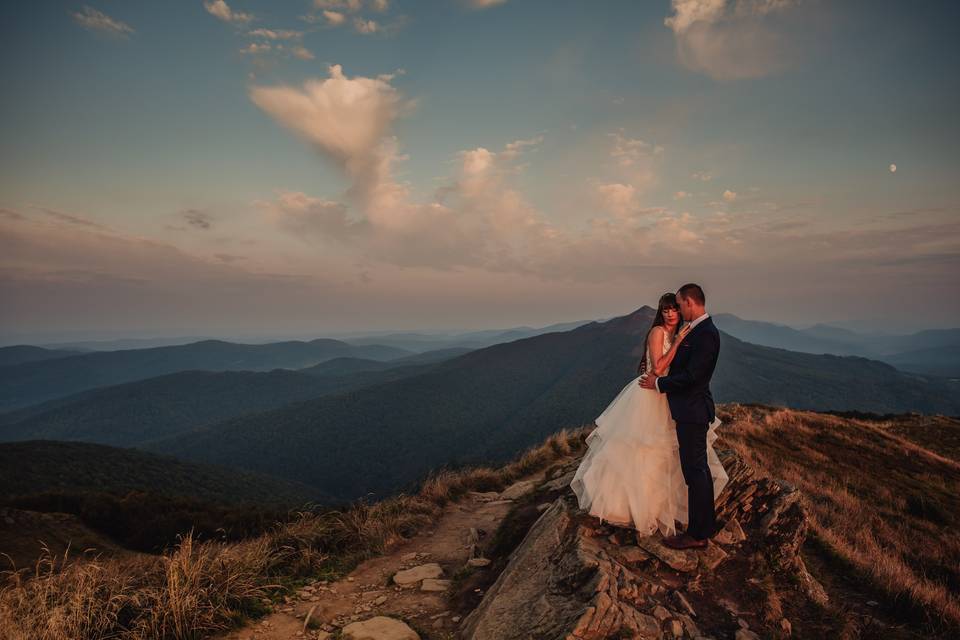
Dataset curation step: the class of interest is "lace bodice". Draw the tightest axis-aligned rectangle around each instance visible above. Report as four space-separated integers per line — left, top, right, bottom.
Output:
645 328 673 375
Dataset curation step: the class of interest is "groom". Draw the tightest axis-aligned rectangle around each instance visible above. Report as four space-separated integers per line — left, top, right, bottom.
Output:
640 283 720 549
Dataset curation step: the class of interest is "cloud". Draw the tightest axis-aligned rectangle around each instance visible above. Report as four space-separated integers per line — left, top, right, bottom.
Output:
291 45 315 60
323 10 346 25
30 205 110 230
204 0 253 24
71 6 134 37
664 0 802 80
467 0 509 8
609 131 663 167
664 0 726 33
605 130 664 196
247 28 302 40
723 189 737 202
249 64 414 210
182 209 213 230
240 42 271 55
353 18 379 34
314 0 362 10
256 191 369 241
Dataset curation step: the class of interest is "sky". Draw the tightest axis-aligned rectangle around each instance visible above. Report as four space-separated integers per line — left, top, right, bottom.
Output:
1 0 958 343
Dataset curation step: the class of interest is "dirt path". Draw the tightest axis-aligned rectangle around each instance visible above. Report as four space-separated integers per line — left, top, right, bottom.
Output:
220 466 555 640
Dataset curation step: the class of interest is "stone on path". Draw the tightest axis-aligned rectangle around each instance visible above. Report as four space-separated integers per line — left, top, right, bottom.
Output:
392 562 443 587
420 578 452 592
341 615 420 640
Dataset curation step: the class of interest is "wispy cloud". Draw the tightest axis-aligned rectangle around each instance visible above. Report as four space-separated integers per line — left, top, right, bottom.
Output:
71 6 134 37
467 0 509 8
247 28 302 40
182 209 214 230
204 0 253 24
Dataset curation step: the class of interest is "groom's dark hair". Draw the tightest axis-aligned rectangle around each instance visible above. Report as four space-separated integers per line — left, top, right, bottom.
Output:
677 283 705 305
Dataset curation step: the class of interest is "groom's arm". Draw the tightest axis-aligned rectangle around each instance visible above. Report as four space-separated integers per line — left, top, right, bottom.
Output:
655 331 719 394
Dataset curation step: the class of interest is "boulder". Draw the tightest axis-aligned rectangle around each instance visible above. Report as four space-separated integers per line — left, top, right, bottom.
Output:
459 448 829 640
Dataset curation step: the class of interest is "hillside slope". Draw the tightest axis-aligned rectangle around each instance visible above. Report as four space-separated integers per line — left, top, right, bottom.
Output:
0 355 460 446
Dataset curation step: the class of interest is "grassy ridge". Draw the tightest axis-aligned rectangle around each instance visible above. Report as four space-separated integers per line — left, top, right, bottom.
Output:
717 405 960 633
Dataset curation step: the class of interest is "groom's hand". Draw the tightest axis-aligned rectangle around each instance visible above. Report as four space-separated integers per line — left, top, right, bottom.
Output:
639 373 658 390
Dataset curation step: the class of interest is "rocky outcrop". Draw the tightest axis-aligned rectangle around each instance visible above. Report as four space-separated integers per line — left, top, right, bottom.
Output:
459 448 827 639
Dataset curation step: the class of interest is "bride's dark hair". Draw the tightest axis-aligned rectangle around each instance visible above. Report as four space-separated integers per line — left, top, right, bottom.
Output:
639 293 680 373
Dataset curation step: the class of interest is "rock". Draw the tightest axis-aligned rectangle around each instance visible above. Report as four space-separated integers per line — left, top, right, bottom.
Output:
635 534 699 572
466 527 482 545
652 605 672 621
679 613 700 636
459 448 828 640
713 517 746 545
540 469 576 492
400 552 418 561
696 541 729 570
735 629 760 640
340 616 420 640
499 479 538 500
469 491 500 502
467 557 491 567
420 578 451 592
619 544 652 564
536 502 552 511
667 618 684 638
374 595 388 605
392 563 443 587
779 617 792 635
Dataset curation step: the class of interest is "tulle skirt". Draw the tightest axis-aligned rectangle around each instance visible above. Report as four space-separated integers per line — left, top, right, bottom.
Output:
569 375 729 537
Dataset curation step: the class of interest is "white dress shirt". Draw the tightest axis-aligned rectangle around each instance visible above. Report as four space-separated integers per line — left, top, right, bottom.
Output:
654 312 709 392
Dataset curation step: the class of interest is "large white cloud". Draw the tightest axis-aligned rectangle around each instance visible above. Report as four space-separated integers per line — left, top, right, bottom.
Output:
664 0 802 81
249 64 413 210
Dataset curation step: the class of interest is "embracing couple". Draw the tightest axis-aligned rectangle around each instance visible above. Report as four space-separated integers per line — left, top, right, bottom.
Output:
569 283 728 550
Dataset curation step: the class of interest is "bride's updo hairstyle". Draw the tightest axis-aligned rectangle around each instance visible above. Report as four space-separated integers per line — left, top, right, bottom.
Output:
641 293 680 366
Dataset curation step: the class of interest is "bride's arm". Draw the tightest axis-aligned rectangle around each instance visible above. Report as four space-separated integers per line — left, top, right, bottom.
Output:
648 326 687 376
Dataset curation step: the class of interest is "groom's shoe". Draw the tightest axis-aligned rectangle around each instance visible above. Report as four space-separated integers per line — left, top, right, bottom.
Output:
661 533 708 550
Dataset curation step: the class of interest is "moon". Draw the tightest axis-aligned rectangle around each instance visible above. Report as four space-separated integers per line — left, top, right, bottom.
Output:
889 163 897 173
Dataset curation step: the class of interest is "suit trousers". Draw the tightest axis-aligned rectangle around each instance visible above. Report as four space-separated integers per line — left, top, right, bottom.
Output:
675 420 717 539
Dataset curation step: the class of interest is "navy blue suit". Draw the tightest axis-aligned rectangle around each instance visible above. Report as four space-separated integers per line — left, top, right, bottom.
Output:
655 315 720 539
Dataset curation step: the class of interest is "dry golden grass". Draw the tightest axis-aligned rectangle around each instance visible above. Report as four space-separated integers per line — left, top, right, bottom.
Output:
0 424 587 639
717 404 960 633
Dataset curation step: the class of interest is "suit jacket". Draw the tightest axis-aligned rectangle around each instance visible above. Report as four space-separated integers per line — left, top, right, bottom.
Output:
656 316 720 424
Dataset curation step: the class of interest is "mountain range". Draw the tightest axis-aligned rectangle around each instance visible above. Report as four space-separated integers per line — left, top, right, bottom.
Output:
714 313 960 376
2 306 957 507
132 307 960 503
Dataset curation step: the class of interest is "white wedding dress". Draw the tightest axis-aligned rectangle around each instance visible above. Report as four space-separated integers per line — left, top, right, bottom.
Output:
569 329 729 537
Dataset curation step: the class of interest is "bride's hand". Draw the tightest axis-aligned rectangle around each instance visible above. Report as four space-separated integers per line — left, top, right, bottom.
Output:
677 323 692 340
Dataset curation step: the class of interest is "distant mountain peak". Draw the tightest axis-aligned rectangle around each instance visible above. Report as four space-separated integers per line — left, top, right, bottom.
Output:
595 306 657 335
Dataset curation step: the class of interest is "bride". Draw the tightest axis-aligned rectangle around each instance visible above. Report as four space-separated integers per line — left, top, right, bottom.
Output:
569 293 729 537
